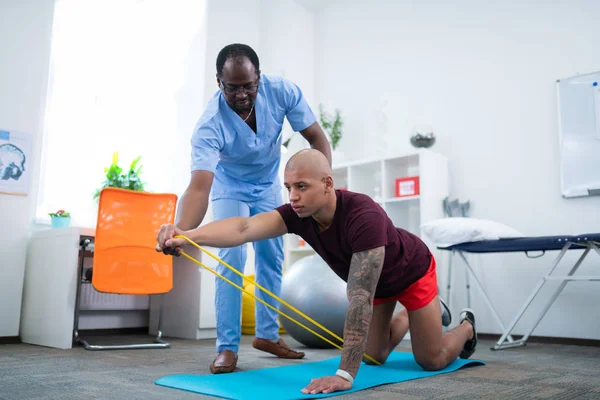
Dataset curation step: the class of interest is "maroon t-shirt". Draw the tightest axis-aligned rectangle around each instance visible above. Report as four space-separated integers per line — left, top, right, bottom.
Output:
276 189 432 298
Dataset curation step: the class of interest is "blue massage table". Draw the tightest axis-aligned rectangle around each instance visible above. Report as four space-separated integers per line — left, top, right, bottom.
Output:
438 233 600 350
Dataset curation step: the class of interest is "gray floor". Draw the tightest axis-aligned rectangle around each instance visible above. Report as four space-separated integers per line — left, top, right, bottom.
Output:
1 333 600 400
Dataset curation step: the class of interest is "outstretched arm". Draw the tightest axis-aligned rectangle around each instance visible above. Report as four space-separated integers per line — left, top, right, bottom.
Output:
339 246 385 376
156 210 288 252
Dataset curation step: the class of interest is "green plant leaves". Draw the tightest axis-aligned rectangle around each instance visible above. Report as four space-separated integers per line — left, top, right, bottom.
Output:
48 210 70 218
319 104 343 150
94 152 146 199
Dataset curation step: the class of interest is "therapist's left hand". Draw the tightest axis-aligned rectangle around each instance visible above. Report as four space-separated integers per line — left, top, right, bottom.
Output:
301 375 352 395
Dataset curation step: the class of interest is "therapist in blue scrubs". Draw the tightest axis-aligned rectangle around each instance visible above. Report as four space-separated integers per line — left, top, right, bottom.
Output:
169 43 331 374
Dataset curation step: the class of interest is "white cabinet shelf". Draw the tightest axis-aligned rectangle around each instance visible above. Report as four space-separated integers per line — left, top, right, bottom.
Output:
282 149 449 270
289 247 315 253
382 195 420 203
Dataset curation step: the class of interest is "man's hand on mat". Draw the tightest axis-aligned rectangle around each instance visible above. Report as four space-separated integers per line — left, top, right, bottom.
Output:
301 376 352 395
156 223 186 256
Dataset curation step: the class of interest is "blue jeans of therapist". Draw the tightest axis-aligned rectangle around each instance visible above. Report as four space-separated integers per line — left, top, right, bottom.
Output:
212 190 284 354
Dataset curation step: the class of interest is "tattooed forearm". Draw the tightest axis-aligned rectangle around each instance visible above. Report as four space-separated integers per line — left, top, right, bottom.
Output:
339 246 385 377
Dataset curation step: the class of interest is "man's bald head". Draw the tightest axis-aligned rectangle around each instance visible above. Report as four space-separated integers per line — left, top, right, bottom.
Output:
285 149 331 179
284 149 335 219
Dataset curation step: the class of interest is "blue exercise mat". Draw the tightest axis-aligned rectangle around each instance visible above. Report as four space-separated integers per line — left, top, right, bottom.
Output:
155 351 485 399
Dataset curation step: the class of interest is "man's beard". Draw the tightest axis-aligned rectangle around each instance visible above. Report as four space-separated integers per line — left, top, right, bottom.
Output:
230 98 253 113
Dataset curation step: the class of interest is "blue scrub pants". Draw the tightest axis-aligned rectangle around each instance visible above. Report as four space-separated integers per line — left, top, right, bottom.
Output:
211 190 284 353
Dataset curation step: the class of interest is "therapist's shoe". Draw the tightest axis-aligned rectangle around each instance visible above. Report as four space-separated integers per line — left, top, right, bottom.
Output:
459 308 477 359
440 297 452 327
253 338 305 359
210 350 238 374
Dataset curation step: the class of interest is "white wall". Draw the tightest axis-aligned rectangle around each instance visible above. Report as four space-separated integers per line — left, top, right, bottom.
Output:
260 0 316 104
314 0 600 339
0 0 55 338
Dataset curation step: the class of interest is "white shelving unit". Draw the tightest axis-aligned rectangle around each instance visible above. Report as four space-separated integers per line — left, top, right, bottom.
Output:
283 149 449 270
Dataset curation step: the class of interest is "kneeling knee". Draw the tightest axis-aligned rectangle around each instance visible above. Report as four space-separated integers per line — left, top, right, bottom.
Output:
415 356 446 371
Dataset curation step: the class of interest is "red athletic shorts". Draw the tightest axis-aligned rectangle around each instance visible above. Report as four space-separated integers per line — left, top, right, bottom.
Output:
373 255 438 311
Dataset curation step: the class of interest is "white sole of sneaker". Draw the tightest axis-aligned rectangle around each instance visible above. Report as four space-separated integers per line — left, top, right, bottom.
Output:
460 308 474 319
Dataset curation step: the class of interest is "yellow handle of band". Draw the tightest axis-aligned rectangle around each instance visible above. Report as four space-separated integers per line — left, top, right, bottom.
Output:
173 234 381 366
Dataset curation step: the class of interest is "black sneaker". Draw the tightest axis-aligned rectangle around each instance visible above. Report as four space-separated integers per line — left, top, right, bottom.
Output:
459 308 477 359
439 297 452 327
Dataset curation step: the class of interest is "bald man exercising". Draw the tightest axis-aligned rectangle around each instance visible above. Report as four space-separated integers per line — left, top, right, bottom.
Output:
156 149 477 395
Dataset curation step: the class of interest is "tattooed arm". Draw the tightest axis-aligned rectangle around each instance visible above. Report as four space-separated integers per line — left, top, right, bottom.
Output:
300 246 386 395
339 246 385 377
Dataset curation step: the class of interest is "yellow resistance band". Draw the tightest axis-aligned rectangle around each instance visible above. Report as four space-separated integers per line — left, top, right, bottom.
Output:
173 235 380 365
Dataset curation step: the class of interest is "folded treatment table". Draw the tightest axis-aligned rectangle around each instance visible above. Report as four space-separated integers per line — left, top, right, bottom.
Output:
438 233 600 350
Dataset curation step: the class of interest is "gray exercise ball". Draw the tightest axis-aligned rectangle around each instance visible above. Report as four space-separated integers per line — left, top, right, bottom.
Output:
280 255 348 349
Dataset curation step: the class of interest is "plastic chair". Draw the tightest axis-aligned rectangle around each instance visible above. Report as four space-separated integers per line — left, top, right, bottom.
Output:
73 188 178 350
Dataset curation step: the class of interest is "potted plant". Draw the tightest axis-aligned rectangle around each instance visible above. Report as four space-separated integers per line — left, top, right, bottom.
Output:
94 152 146 200
318 104 343 151
280 105 344 164
49 209 71 229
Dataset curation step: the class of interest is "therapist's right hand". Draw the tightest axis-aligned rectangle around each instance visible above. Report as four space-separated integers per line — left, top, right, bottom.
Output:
156 223 186 256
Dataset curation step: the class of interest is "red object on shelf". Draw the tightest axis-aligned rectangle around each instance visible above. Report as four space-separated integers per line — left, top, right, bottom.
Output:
395 176 420 197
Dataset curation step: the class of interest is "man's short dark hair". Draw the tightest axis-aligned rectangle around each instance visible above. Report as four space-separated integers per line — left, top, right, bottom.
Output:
216 43 260 77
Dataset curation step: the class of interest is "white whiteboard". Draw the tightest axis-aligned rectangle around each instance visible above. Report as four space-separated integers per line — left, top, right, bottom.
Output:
556 71 600 198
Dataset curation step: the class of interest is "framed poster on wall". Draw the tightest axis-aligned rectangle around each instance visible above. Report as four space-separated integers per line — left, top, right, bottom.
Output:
0 129 32 196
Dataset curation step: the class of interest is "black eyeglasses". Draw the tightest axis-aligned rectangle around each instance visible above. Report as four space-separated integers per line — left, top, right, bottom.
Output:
220 79 260 95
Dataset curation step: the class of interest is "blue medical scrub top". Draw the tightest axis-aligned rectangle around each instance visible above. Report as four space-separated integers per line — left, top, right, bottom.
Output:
190 74 316 202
